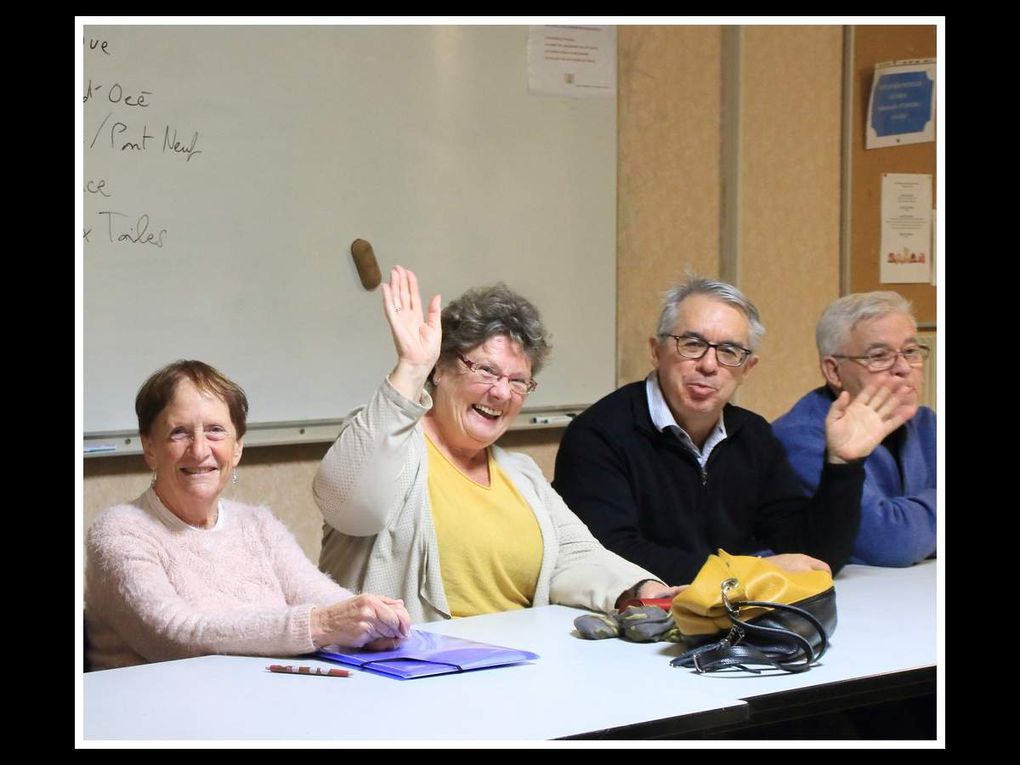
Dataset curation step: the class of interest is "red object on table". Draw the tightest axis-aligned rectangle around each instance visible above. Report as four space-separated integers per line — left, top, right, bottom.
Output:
619 596 674 611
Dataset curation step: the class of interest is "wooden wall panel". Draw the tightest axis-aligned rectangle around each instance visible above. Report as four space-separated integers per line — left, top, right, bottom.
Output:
738 26 844 419
617 26 722 385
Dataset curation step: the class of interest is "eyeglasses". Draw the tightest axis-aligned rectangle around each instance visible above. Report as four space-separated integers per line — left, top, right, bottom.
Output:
454 350 538 396
832 344 930 372
664 335 753 368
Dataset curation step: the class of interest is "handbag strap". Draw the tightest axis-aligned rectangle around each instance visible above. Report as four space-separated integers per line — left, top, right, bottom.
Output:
670 587 831 674
729 599 830 662
680 640 815 674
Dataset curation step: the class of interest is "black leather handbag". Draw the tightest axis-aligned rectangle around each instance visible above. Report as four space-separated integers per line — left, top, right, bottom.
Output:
671 576 836 674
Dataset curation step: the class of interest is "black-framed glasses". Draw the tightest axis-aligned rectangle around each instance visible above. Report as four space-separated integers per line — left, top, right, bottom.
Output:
455 350 538 396
664 335 753 368
832 344 930 372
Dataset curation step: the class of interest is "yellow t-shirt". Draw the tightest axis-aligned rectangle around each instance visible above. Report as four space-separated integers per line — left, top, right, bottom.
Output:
426 436 543 617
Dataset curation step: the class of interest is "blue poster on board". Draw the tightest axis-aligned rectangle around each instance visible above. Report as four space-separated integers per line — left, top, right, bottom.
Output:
871 71 933 136
866 59 935 149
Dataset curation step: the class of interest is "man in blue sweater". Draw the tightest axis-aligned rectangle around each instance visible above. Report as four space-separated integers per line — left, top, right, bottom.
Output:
773 292 936 567
553 277 909 586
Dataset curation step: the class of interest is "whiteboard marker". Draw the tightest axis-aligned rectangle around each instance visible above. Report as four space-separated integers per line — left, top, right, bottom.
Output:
84 444 118 454
530 414 576 425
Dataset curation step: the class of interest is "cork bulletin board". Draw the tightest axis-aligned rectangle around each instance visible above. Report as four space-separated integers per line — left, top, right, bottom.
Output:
848 25 937 325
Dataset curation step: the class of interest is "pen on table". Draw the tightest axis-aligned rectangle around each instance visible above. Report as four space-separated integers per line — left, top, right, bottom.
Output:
267 664 351 678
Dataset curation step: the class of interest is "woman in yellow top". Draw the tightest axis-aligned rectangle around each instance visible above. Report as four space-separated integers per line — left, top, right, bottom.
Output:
315 266 678 622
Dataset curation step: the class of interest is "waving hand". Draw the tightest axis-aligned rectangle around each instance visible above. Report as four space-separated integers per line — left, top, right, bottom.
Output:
825 383 906 463
381 265 442 402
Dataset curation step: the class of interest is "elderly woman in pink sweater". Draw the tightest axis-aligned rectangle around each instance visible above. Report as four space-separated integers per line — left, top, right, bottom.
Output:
86 360 411 671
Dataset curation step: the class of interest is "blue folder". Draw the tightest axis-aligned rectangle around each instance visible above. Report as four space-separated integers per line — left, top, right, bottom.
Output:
317 629 539 679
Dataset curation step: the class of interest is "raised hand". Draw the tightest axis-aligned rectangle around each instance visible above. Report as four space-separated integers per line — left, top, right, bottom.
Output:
381 265 442 401
824 383 906 464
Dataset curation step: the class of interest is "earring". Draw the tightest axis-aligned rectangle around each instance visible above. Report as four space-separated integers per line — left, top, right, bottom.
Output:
150 470 158 487
232 470 238 485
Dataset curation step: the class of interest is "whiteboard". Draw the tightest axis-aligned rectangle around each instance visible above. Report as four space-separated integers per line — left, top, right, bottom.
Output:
83 25 616 435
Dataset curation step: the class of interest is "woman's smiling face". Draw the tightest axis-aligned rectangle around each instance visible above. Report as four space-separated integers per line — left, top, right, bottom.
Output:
429 335 533 456
142 378 243 520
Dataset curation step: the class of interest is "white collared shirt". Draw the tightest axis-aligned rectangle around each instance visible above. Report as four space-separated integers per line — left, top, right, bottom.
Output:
645 372 727 469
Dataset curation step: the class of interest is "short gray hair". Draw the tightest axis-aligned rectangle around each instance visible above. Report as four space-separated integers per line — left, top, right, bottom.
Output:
816 291 915 358
656 276 765 351
438 283 552 376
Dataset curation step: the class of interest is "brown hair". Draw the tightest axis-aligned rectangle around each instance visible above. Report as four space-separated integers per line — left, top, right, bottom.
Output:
438 283 552 376
135 360 249 437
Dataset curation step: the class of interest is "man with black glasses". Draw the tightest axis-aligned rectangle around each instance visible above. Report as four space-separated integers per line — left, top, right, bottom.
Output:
773 292 936 567
553 276 907 585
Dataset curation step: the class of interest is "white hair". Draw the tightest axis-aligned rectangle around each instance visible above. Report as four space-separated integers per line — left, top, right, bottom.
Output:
816 291 915 358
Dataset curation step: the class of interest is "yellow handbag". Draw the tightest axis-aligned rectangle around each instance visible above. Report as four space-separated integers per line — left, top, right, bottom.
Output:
670 550 836 674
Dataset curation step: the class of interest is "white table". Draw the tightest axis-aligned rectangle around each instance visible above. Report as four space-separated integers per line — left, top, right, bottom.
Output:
82 561 936 741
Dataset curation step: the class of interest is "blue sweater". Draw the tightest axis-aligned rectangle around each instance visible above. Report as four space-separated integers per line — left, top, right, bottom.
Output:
773 387 936 567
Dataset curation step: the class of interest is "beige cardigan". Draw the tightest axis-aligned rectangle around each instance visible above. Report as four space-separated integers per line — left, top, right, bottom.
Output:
314 379 657 623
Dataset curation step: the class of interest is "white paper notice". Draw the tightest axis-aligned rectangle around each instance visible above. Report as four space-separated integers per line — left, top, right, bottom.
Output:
527 25 616 97
880 174 933 284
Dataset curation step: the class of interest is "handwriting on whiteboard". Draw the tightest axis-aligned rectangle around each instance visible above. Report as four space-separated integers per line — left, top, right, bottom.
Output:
84 34 208 252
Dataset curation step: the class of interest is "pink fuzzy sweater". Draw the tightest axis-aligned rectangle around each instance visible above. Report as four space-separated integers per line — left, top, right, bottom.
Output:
86 488 352 670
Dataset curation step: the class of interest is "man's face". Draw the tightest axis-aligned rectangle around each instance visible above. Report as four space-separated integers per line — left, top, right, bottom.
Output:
650 294 757 433
823 311 923 422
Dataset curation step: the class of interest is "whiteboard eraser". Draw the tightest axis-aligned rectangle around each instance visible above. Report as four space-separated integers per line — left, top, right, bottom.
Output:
351 239 382 290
